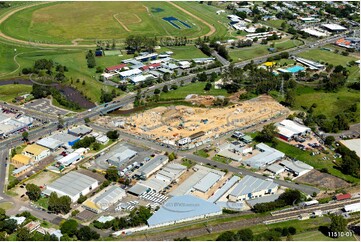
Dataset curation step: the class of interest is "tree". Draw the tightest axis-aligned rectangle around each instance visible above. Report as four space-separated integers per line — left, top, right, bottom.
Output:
60 219 78 237
22 131 29 141
154 88 160 95
77 195 87 204
0 218 17 234
84 117 90 124
86 50 96 68
76 226 100 241
162 85 169 93
324 136 335 145
92 142 101 151
48 192 71 214
329 215 347 235
204 82 212 91
25 184 41 201
17 227 31 241
105 167 120 182
256 123 277 143
288 227 296 235
235 229 254 241
285 89 296 107
216 231 235 241
106 130 119 140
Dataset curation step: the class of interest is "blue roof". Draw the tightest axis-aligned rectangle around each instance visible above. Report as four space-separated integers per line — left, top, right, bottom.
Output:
147 195 221 227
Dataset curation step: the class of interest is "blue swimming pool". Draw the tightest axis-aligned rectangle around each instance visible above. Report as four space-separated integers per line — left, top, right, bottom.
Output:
287 65 305 73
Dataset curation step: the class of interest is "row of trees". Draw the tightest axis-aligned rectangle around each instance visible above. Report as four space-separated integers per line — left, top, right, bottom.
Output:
61 219 100 241
100 89 118 103
336 145 360 178
253 189 303 213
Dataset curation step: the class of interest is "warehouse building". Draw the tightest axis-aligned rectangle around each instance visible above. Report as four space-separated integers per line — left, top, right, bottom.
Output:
107 146 138 168
155 163 187 183
83 186 126 213
321 23 347 32
137 178 168 192
266 163 285 175
244 143 285 169
11 154 32 168
136 155 169 179
127 184 149 196
170 165 225 197
228 175 278 202
147 195 222 228
68 125 93 137
51 133 80 147
42 171 99 202
193 172 221 193
276 119 311 141
22 144 50 162
36 137 63 151
343 203 360 213
280 160 313 177
57 148 87 167
0 113 33 138
207 176 240 203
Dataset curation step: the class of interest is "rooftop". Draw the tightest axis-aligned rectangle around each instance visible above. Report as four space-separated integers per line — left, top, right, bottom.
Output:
23 144 49 156
147 195 221 227
36 137 63 150
208 176 239 203
138 155 168 176
193 172 221 193
12 154 31 165
229 175 278 197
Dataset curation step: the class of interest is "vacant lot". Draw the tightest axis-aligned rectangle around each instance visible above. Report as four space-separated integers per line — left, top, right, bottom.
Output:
160 82 229 100
295 169 351 190
0 1 216 44
159 46 208 59
0 84 31 102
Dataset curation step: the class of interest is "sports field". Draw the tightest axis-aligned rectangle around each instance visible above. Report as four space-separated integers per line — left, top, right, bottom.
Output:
0 1 225 44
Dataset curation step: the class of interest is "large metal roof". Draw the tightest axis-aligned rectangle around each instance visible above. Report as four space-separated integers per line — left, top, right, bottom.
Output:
244 143 284 168
193 172 221 193
108 146 137 165
36 137 63 150
45 171 98 197
138 155 168 176
147 195 221 227
94 186 126 210
229 175 278 197
208 176 239 203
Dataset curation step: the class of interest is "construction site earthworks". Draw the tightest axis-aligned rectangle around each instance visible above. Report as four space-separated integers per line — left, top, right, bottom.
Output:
96 95 289 147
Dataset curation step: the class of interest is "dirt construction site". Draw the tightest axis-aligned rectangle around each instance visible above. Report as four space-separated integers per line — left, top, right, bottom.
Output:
96 95 289 145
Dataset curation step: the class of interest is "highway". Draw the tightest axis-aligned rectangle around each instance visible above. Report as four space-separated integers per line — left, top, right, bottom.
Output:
0 33 344 226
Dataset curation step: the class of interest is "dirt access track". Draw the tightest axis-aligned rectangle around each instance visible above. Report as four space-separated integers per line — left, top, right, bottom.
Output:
0 1 216 47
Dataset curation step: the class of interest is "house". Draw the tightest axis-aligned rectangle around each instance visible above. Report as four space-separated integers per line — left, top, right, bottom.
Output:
96 135 109 145
178 61 191 69
105 64 127 73
22 144 50 162
24 221 41 233
140 63 161 71
335 193 351 201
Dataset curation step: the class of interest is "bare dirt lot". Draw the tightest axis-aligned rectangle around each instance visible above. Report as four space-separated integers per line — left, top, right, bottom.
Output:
96 95 288 144
295 169 350 190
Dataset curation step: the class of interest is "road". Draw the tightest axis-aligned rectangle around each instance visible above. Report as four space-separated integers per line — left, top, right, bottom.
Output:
0 33 344 226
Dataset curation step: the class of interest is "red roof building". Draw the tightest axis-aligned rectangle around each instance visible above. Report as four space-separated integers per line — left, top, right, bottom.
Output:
335 193 351 201
140 63 161 71
105 64 127 72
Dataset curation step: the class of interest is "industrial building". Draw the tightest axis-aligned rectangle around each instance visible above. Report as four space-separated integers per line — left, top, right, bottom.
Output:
12 164 31 177
135 155 169 179
11 154 32 168
321 23 347 32
127 184 149 196
279 160 313 177
0 112 33 138
276 119 311 141
83 186 126 213
137 178 169 192
57 148 87 167
193 172 222 193
36 137 63 151
22 144 50 162
147 195 222 228
244 143 285 169
228 175 278 202
266 163 285 175
51 132 80 147
207 176 240 203
68 125 93 137
344 203 360 213
42 171 99 202
155 163 187 183
106 146 138 168
170 165 225 197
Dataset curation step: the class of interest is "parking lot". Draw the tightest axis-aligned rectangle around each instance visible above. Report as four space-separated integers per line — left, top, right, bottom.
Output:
23 98 69 116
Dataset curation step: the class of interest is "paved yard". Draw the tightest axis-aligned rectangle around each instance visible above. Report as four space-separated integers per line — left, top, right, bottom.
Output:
23 98 69 115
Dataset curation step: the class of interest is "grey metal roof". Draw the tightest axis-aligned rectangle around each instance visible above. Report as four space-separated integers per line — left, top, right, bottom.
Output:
68 125 92 136
230 175 278 197
266 164 285 174
51 133 79 143
193 172 221 193
280 160 313 174
94 186 125 210
157 163 186 180
244 143 284 168
127 184 148 196
138 155 168 176
147 195 221 227
36 137 63 150
12 165 31 175
138 178 168 192
46 171 98 197
208 176 239 203
246 194 280 207
108 146 137 166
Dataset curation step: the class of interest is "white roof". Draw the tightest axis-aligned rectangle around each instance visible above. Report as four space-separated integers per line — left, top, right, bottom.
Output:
36 137 63 149
344 203 361 212
217 149 243 161
118 68 142 77
302 28 327 37
339 139 360 157
279 120 311 134
96 135 109 143
322 24 347 31
193 172 221 193
230 175 278 197
9 216 26 225
58 152 81 166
